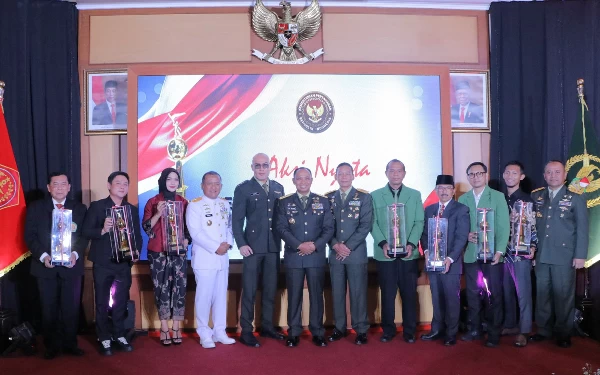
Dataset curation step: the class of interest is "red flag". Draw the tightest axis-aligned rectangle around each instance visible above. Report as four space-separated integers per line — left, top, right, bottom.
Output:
418 189 440 255
0 94 29 277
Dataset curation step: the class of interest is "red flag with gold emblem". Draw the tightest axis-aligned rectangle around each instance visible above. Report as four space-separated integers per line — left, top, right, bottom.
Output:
0 83 29 277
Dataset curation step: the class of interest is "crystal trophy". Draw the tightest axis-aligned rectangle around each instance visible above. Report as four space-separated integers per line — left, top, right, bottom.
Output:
107 205 139 263
386 203 407 258
50 209 72 266
161 200 186 256
426 217 448 272
476 208 495 263
509 200 534 256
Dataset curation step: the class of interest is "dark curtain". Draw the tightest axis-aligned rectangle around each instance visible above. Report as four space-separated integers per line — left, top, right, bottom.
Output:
0 0 80 326
489 0 600 340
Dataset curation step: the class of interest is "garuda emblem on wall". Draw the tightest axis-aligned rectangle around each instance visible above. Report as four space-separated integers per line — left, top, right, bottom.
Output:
252 0 324 64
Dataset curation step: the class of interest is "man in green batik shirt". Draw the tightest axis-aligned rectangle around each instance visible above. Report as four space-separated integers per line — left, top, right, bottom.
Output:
370 159 424 344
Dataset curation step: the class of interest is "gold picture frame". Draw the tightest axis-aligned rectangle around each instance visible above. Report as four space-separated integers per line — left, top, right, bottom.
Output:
450 70 490 133
84 69 128 135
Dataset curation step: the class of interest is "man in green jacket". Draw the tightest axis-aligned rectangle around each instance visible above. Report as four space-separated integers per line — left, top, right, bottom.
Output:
457 162 509 347
371 159 424 343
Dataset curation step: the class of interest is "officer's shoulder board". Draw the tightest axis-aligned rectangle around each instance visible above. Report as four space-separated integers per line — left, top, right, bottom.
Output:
236 180 251 189
314 193 328 199
191 197 203 202
531 187 546 193
272 180 283 187
356 188 370 194
324 190 336 196
279 193 294 200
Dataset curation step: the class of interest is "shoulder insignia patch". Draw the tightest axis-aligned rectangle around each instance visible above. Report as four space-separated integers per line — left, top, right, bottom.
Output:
279 193 294 200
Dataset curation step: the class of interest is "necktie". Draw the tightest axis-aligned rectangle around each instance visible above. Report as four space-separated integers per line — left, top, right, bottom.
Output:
459 106 465 122
56 204 64 209
111 103 116 124
301 196 308 209
438 203 445 218
262 183 269 194
549 191 554 201
340 191 346 204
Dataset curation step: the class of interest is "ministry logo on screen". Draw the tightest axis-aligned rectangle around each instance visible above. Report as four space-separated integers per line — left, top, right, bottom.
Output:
296 92 335 133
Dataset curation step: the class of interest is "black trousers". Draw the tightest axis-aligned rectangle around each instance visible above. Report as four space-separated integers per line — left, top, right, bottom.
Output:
93 263 132 341
36 274 82 350
286 267 325 337
377 259 418 337
464 261 503 342
240 252 280 334
428 272 461 337
330 262 369 334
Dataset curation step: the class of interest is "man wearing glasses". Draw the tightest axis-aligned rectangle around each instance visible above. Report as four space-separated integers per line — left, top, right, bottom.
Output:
457 162 510 347
233 153 286 347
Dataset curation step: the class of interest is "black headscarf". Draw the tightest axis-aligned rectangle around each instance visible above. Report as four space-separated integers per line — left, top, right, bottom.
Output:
158 168 180 201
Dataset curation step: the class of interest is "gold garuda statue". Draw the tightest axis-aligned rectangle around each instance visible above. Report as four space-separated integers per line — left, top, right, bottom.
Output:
252 0 324 64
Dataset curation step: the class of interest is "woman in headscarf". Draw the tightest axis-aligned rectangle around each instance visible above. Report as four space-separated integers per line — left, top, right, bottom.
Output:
143 168 191 346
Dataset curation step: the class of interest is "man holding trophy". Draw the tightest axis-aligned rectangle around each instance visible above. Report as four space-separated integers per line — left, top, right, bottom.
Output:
501 161 537 347
83 171 142 356
24 172 88 359
420 175 470 346
458 162 510 348
370 159 424 344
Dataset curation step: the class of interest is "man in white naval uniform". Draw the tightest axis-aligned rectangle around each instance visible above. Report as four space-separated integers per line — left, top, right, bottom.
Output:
186 171 235 349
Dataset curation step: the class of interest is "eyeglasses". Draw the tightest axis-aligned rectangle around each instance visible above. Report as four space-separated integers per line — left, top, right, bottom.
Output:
467 171 486 179
253 163 270 170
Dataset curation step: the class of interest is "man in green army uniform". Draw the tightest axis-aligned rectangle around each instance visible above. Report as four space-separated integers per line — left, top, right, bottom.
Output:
529 160 588 348
458 162 509 348
371 159 424 344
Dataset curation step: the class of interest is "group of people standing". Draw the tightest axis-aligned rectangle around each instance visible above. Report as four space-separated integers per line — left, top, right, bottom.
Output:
24 153 588 360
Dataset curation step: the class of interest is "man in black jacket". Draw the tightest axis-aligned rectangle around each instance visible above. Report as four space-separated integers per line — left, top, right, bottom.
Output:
83 171 142 356
24 172 88 359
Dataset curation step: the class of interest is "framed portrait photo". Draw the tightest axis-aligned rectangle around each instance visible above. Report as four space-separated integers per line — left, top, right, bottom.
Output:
450 71 490 132
84 69 128 135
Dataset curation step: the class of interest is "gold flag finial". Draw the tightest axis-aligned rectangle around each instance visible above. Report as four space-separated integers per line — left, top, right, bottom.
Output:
0 81 5 113
577 78 585 101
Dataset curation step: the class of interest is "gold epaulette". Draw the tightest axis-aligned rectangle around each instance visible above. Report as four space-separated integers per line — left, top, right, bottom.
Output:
531 187 546 193
279 193 294 200
191 197 203 202
356 188 370 194
314 193 328 199
324 190 336 196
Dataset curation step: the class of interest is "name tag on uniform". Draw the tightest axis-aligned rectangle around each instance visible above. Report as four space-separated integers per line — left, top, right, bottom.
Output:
312 203 324 210
559 201 572 207
205 214 213 217
250 192 260 196
349 201 361 206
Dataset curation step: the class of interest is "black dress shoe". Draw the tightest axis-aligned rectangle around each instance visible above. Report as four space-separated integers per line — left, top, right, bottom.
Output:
556 338 571 348
286 336 300 347
99 340 113 356
260 330 286 341
312 336 328 347
239 334 261 347
44 348 59 360
484 340 498 348
63 347 85 356
529 333 548 342
421 331 444 341
114 337 133 352
461 331 482 341
403 333 416 343
327 328 348 342
355 333 368 345
444 336 456 346
380 334 395 343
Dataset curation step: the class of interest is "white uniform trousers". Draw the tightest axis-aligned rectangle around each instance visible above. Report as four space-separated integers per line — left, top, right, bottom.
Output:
193 268 229 340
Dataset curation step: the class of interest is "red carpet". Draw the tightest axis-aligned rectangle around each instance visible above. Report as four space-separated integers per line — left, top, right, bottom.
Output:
2 332 599 375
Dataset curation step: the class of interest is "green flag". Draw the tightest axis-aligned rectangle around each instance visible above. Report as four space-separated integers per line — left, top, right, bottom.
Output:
566 89 600 268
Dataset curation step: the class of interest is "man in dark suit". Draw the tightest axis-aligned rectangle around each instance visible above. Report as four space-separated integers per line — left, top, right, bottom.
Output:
24 172 88 359
91 80 127 126
325 162 373 345
530 160 588 348
83 171 142 356
501 161 537 347
451 81 484 124
420 174 470 346
275 167 334 347
233 153 286 347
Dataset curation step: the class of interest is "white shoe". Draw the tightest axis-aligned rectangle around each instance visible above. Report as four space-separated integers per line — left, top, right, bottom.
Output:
213 333 235 345
200 338 216 349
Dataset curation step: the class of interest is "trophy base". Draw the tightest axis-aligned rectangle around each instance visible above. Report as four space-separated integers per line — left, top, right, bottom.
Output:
167 245 187 256
476 254 495 263
112 250 139 263
387 247 408 259
426 260 445 272
51 260 71 267
508 246 531 257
